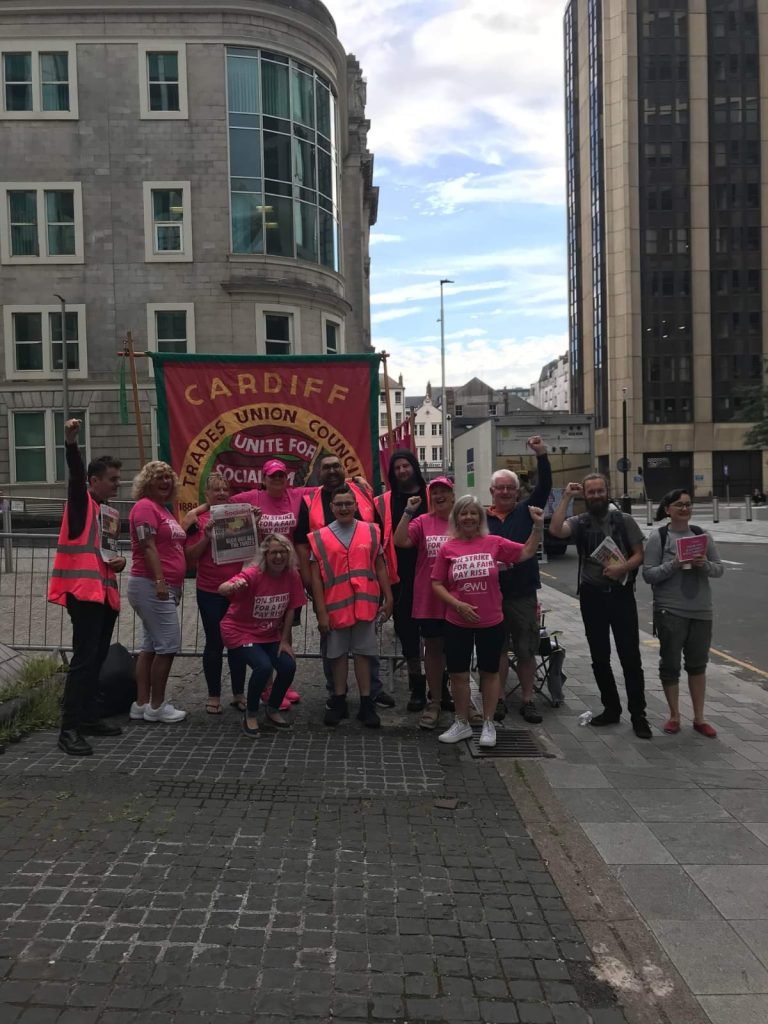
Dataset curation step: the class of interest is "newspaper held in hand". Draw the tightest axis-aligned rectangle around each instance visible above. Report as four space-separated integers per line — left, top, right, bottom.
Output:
210 503 258 565
590 535 628 586
676 533 708 568
99 505 120 562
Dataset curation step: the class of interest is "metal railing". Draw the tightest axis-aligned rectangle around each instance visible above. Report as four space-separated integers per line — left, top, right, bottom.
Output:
0 532 402 678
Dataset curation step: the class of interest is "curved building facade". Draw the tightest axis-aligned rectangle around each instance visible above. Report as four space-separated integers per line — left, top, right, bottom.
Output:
0 0 378 491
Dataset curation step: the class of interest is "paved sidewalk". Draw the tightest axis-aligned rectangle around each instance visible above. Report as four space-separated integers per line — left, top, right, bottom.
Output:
518 584 768 1024
0 667 628 1024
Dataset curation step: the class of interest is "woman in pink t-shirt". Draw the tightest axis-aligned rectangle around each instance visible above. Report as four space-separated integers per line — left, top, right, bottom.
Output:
219 534 306 737
393 476 454 731
127 461 188 725
431 495 544 749
230 458 309 544
184 472 252 715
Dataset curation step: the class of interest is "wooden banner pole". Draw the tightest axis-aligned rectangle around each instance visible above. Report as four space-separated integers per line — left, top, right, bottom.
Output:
125 331 146 464
380 349 395 450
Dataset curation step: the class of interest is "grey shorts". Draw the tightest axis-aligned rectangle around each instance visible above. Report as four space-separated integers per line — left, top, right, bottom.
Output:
654 609 712 684
325 620 378 659
501 593 540 663
127 576 182 655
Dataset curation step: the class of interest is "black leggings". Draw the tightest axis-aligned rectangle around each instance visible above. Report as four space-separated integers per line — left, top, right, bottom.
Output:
443 622 505 674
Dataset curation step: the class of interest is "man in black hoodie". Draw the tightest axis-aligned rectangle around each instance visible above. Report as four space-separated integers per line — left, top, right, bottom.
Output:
374 449 441 710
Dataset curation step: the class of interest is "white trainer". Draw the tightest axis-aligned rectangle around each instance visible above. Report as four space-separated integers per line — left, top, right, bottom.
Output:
143 702 187 723
479 719 497 748
129 702 147 720
438 719 473 744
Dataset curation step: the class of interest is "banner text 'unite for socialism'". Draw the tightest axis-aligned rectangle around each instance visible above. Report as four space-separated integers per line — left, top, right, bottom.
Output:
152 354 380 512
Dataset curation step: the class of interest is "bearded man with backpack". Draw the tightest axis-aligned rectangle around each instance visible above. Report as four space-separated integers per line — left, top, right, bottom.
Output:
549 473 652 739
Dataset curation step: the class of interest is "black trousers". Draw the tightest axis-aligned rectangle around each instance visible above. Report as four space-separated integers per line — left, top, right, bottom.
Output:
61 595 119 731
579 583 646 718
392 580 421 661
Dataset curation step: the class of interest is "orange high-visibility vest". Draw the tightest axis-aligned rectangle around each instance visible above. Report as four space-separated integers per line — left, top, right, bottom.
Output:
373 491 400 585
303 479 375 532
308 520 381 629
48 494 121 610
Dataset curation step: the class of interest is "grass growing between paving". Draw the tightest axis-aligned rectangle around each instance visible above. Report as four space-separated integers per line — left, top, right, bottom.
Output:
0 655 64 745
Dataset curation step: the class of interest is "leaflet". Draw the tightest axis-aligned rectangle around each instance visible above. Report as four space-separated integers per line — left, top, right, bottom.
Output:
99 505 120 562
676 534 708 563
590 535 628 585
210 503 259 565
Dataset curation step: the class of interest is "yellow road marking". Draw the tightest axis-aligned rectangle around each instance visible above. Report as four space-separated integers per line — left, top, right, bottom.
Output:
710 647 768 680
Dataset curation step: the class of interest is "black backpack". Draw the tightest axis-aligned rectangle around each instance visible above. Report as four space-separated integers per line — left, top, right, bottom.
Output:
94 643 137 717
575 510 639 591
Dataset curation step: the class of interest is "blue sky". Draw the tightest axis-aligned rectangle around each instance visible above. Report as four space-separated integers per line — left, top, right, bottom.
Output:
327 0 568 396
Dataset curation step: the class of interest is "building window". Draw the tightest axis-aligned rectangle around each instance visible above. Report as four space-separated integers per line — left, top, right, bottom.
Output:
431 423 438 436
323 316 343 354
0 183 83 264
11 408 87 483
394 391 401 404
418 447 425 461
454 404 462 417
1 45 77 118
138 43 187 119
256 306 301 355
226 47 340 271
431 446 439 462
3 304 87 380
417 423 425 437
142 182 192 262
488 403 497 415
395 412 402 426
380 413 388 428
146 304 195 366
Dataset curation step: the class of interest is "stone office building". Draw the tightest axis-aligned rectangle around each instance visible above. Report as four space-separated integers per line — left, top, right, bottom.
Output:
0 0 378 494
565 0 767 499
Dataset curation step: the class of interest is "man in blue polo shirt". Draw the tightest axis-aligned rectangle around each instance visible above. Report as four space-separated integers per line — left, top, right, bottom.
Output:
487 436 552 723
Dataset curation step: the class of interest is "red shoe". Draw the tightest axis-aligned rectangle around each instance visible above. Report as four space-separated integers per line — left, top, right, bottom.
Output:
285 689 301 704
663 719 681 734
693 722 717 738
261 686 291 711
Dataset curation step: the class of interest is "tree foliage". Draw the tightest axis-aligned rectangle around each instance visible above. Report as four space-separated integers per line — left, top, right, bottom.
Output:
740 360 768 449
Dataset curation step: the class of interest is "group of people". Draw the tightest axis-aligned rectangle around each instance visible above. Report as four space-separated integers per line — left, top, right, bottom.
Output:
48 418 724 757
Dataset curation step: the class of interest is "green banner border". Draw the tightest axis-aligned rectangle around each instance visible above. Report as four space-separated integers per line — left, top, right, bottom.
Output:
150 352 383 494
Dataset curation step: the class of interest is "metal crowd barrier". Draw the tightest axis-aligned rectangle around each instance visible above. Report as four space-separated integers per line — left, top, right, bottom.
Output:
0 532 403 683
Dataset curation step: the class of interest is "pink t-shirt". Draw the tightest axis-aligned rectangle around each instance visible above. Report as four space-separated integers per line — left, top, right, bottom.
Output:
231 487 309 543
187 510 242 593
431 535 526 628
129 498 187 587
408 513 450 620
220 565 306 648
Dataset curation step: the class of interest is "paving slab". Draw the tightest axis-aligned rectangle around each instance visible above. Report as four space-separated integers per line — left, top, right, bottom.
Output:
649 823 768 865
620 789 732 823
579 824 675 865
685 866 768 920
649 919 768 994
697 995 768 1024
613 866 720 922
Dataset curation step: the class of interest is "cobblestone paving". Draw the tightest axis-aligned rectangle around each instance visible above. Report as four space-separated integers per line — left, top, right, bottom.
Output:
0 717 627 1024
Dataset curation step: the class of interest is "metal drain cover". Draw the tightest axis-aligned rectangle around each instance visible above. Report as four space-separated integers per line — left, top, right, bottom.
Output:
466 727 550 758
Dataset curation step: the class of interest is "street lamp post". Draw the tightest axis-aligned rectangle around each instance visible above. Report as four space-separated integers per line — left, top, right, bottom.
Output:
620 387 631 513
54 293 70 425
439 278 453 473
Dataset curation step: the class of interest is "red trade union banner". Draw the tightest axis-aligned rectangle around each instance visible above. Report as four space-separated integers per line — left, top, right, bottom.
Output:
152 353 381 516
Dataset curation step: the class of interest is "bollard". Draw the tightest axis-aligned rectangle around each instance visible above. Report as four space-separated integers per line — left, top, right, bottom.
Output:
712 496 720 524
746 495 753 522
2 500 13 574
646 500 654 526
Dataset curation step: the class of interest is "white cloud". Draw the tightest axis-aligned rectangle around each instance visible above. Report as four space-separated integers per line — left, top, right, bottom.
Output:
424 168 565 214
370 306 423 325
414 327 488 343
327 0 565 168
371 279 510 307
369 233 404 246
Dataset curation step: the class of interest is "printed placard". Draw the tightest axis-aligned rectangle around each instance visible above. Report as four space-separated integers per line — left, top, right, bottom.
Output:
99 505 120 562
210 503 258 565
677 534 708 562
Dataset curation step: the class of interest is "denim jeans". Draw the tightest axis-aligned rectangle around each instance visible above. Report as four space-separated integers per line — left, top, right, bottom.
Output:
228 643 296 714
196 589 246 698
579 583 646 717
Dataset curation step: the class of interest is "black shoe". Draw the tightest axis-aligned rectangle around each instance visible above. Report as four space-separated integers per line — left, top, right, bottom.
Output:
357 696 381 729
324 695 348 727
58 730 93 757
520 701 542 725
494 699 508 723
407 674 427 712
589 711 621 727
374 692 395 708
632 715 653 740
81 720 123 737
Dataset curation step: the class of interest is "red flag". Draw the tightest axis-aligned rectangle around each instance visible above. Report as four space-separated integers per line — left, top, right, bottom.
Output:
379 418 416 484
